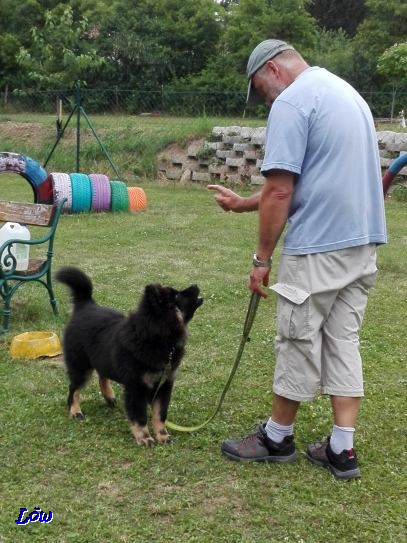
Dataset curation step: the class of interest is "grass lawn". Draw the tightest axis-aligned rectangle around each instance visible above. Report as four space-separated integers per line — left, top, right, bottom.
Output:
0 112 266 183
0 112 403 184
0 176 406 542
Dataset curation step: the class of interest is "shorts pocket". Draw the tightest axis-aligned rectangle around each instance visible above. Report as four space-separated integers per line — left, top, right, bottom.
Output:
276 293 311 340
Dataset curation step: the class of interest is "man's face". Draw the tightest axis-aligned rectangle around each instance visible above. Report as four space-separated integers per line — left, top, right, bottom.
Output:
252 61 286 106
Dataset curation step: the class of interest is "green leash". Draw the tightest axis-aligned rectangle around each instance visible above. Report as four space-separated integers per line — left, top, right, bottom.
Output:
166 292 261 433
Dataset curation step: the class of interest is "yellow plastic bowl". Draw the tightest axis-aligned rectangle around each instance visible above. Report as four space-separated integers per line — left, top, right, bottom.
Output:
9 331 62 359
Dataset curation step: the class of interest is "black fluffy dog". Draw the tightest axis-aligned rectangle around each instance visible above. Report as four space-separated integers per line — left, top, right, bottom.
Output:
56 266 203 446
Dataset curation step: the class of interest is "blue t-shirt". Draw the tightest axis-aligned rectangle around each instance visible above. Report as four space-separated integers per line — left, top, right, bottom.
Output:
261 66 387 255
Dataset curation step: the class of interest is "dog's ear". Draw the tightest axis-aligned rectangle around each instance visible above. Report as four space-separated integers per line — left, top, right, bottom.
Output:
144 284 164 307
144 284 177 308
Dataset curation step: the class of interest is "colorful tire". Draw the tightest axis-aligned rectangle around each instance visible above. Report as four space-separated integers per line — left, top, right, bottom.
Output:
127 187 147 212
0 152 51 203
382 153 407 196
70 173 92 213
89 173 111 212
50 172 72 212
110 180 129 212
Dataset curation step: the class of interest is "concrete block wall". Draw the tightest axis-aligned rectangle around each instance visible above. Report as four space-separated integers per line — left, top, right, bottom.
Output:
157 127 407 185
377 131 407 178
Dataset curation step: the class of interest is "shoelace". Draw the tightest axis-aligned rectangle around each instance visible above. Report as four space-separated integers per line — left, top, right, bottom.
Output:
240 431 260 446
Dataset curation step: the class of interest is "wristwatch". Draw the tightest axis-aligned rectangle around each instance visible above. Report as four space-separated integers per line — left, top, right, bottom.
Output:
252 253 272 268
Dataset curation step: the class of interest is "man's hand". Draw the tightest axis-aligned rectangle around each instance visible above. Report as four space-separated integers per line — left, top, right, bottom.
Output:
208 184 261 213
207 184 244 212
248 266 270 298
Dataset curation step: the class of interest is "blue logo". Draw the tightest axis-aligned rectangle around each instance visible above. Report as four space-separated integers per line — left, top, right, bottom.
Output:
15 507 53 525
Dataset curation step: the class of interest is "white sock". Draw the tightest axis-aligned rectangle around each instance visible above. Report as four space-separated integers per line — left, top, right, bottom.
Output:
330 425 355 454
265 418 294 444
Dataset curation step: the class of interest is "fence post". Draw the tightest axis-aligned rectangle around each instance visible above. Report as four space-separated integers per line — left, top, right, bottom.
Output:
75 82 81 172
115 85 119 111
56 97 63 138
390 85 397 122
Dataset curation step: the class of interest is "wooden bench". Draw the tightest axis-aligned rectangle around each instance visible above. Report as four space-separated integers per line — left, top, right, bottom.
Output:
0 198 66 334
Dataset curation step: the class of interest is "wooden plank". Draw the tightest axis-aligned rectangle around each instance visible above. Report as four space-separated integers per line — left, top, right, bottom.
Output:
12 258 46 276
0 200 55 226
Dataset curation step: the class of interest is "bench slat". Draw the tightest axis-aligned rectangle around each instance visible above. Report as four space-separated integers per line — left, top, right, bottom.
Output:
12 258 47 276
0 200 55 226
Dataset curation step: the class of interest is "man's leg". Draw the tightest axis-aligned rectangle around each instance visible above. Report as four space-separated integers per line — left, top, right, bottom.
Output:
306 272 374 479
271 393 300 424
331 395 361 427
307 394 362 479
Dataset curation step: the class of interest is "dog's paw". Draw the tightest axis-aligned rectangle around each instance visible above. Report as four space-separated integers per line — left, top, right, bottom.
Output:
137 435 156 447
152 417 173 444
131 423 155 446
105 398 116 408
69 411 85 420
155 428 173 445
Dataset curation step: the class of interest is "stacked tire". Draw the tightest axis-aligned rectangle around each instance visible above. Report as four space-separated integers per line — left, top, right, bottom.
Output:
50 172 147 213
0 152 52 204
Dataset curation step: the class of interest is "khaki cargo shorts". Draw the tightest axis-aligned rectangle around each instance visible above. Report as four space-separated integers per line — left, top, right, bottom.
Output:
271 244 377 401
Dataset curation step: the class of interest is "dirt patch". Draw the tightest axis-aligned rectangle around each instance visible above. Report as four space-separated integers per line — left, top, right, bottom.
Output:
0 121 49 143
0 121 106 146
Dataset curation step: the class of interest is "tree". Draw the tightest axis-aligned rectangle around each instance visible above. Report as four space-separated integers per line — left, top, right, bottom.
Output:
307 29 355 83
352 0 407 90
0 34 23 92
186 0 316 92
98 0 221 88
307 0 366 37
354 0 407 57
377 43 407 82
16 5 105 90
223 0 316 70
377 43 407 119
0 0 43 45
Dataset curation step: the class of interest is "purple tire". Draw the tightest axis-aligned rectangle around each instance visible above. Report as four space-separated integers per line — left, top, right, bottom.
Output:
89 173 111 211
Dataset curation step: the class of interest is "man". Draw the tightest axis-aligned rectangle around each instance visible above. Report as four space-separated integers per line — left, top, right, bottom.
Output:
208 39 387 479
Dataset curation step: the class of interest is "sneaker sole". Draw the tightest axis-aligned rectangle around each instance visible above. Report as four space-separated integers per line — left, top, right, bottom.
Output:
222 449 298 463
305 451 360 479
328 464 361 479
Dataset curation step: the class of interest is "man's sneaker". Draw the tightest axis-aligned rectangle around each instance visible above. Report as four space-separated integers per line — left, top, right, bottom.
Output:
221 423 297 463
306 436 361 479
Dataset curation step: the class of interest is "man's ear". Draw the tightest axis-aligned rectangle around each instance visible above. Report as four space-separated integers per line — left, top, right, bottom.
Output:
265 59 279 76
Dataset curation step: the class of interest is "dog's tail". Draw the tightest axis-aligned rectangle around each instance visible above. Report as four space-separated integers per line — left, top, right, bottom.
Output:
55 266 93 305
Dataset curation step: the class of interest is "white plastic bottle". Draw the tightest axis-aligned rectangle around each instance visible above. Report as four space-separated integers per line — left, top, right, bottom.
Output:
0 222 30 271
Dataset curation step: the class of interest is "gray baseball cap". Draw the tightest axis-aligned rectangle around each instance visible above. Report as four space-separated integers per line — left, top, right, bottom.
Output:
246 39 295 104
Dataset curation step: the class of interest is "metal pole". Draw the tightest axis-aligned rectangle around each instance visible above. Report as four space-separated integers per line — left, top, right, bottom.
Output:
80 107 121 178
43 82 120 179
43 106 76 169
75 82 81 172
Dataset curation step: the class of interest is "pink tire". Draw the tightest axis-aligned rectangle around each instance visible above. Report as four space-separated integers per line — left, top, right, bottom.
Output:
50 172 72 212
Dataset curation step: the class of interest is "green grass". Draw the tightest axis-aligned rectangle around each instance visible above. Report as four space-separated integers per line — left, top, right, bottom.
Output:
0 113 265 183
1 113 403 184
0 177 406 542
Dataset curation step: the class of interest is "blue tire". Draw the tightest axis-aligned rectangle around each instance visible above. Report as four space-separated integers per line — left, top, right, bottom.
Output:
0 152 51 203
70 173 92 213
